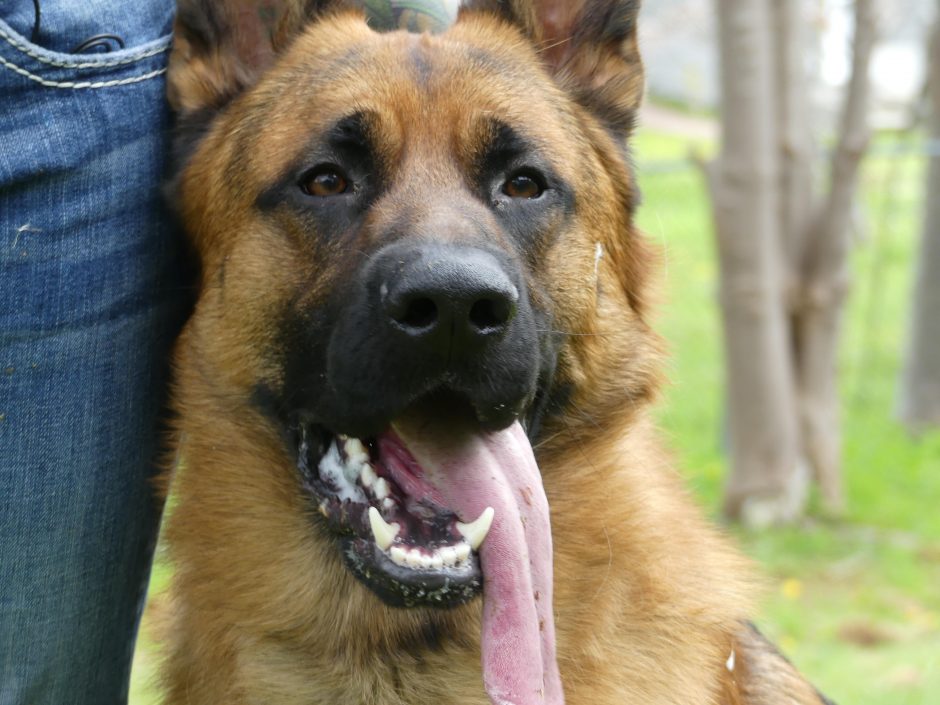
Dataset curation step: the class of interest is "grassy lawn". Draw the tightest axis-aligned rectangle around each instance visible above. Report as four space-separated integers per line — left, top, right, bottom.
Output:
636 126 940 704
130 128 940 703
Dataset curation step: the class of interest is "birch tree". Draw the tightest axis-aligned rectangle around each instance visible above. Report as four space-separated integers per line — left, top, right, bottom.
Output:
898 4 940 433
706 0 876 525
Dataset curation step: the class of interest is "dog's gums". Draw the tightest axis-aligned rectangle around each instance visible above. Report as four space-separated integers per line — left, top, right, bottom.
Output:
295 425 487 607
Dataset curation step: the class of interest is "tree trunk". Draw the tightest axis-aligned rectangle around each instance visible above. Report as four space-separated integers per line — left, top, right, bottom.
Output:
898 8 940 432
793 0 876 513
707 0 877 523
773 0 815 288
710 0 805 526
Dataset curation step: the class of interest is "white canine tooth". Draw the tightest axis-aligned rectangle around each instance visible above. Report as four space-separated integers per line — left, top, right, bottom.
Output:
360 464 377 487
428 553 444 570
390 546 408 566
368 507 400 551
440 546 458 567
373 477 390 500
456 507 495 550
454 543 471 563
406 549 423 568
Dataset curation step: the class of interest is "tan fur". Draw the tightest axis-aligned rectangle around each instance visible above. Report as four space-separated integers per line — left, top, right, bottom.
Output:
161 5 831 704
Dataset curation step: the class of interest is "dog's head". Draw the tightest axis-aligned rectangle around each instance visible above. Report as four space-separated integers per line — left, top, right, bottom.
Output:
169 1 656 702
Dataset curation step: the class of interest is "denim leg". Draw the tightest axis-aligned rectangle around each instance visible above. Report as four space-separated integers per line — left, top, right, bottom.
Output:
0 3 189 703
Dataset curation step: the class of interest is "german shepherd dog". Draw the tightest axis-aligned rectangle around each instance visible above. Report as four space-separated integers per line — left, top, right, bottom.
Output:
162 1 834 703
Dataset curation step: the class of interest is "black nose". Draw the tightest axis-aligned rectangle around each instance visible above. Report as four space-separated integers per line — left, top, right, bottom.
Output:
321 239 540 435
376 244 519 355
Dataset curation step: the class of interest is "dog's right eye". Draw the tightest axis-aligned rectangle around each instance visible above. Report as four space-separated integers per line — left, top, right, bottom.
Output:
502 171 545 199
300 167 349 197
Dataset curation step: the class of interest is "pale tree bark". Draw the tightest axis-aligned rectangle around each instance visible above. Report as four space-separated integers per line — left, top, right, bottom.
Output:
708 0 877 524
709 0 805 526
793 0 877 513
773 0 816 283
898 7 940 432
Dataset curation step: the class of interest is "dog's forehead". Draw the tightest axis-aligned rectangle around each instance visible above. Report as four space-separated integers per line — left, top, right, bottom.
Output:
278 15 558 107
236 14 581 182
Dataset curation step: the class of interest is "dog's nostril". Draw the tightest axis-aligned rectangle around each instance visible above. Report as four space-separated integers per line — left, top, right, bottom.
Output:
469 298 512 333
377 246 521 346
397 297 438 330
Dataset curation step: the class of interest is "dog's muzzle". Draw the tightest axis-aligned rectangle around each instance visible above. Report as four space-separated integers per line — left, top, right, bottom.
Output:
321 240 541 438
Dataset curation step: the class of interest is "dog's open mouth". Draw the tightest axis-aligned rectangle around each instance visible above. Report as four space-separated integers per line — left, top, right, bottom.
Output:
295 423 487 608
294 401 564 705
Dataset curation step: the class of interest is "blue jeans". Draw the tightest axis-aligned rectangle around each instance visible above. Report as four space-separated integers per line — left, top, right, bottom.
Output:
0 2 189 703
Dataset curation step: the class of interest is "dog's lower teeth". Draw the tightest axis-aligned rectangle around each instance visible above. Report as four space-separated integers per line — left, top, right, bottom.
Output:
383 542 473 571
440 546 458 566
390 546 408 566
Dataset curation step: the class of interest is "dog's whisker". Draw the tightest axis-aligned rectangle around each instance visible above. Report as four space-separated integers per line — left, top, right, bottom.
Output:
587 526 614 605
535 328 610 338
535 36 573 55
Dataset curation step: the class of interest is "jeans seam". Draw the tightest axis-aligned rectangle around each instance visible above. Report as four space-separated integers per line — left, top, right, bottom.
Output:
0 24 171 69
0 54 166 88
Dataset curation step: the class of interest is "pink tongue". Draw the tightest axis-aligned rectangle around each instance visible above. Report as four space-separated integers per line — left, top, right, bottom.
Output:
390 420 563 705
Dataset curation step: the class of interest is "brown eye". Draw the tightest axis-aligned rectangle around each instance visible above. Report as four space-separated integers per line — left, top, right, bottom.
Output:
502 172 544 199
301 167 349 197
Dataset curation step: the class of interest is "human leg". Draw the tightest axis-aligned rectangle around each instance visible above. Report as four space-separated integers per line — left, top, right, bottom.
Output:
0 2 189 702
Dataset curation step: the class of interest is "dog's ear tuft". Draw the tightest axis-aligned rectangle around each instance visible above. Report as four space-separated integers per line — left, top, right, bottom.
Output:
170 1 270 116
461 0 644 135
168 0 360 117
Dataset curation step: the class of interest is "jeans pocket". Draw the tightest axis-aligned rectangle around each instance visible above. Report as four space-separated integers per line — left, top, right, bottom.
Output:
0 14 173 89
0 9 182 328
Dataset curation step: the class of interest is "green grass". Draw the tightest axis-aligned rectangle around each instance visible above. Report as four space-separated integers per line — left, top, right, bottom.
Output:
635 128 940 705
129 554 170 705
130 129 940 704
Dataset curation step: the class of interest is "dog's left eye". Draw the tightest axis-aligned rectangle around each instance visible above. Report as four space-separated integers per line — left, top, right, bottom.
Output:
502 172 544 199
300 167 349 197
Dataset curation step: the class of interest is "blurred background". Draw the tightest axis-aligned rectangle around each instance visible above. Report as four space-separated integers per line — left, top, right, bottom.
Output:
131 1 940 702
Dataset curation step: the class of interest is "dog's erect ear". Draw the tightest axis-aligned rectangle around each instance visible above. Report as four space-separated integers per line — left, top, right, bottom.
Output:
167 0 349 116
168 0 458 117
461 0 644 134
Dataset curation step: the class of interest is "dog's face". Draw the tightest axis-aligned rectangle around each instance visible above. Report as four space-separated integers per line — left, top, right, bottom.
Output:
169 2 657 702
